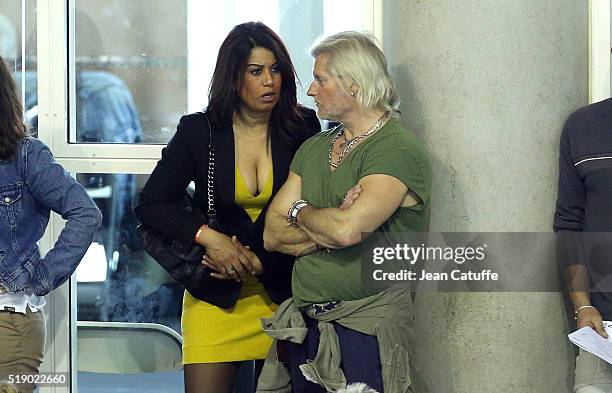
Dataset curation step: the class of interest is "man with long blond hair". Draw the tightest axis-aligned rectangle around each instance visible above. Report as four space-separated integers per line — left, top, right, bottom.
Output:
259 32 431 393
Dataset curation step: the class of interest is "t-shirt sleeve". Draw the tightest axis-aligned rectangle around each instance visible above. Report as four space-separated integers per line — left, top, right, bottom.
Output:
360 137 432 206
290 136 315 177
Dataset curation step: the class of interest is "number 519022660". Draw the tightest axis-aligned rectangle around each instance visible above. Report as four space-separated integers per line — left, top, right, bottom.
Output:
7 372 69 387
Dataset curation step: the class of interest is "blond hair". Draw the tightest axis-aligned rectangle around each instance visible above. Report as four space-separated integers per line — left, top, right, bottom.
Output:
310 31 400 115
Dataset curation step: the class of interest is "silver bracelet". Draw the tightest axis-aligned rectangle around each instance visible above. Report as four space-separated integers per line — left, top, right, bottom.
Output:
287 199 309 227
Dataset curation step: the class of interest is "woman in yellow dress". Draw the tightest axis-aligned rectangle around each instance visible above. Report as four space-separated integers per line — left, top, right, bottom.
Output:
136 22 320 393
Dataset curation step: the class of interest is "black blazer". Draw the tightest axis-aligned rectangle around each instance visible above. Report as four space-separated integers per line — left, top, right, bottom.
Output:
135 108 320 308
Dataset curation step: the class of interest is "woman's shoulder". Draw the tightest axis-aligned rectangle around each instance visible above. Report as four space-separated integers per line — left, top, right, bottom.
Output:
177 112 209 133
297 106 320 132
297 105 317 119
22 137 51 156
171 112 213 145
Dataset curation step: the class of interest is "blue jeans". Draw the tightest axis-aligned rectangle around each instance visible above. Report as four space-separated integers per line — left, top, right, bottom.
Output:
284 313 384 393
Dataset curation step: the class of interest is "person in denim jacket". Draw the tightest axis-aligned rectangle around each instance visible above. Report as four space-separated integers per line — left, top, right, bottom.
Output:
0 55 102 392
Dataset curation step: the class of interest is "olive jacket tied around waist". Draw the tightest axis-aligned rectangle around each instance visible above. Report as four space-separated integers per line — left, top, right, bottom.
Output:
256 287 424 393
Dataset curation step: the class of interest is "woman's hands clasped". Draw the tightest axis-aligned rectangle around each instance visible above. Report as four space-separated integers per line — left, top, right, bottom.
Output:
198 182 362 281
199 229 263 282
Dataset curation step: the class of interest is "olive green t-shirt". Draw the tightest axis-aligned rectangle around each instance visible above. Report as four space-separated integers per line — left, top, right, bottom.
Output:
290 118 431 307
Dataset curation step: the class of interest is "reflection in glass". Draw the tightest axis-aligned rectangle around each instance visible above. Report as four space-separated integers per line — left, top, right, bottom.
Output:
76 173 183 334
74 1 188 144
75 71 143 143
72 0 362 144
1 0 38 133
76 172 185 390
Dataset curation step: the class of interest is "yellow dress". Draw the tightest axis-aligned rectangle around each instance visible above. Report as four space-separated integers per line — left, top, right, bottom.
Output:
182 166 278 364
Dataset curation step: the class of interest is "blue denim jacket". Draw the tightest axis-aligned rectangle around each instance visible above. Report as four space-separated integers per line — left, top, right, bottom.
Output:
0 138 102 295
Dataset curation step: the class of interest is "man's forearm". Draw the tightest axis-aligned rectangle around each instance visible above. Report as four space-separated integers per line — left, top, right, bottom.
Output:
565 264 592 309
264 210 318 255
570 291 592 310
267 231 318 256
297 205 354 248
281 241 319 257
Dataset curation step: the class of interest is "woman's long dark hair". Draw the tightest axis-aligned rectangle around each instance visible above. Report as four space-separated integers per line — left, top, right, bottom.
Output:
0 55 27 160
206 22 310 151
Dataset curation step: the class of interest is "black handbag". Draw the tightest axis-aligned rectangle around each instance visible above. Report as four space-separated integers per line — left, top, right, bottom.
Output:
137 113 229 306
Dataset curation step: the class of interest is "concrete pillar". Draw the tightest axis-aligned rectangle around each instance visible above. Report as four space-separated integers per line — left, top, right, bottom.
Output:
383 1 588 392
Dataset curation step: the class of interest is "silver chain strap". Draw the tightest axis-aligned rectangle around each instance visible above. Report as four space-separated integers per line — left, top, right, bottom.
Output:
204 115 216 219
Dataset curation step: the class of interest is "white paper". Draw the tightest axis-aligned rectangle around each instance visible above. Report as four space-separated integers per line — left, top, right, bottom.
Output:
568 321 612 365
